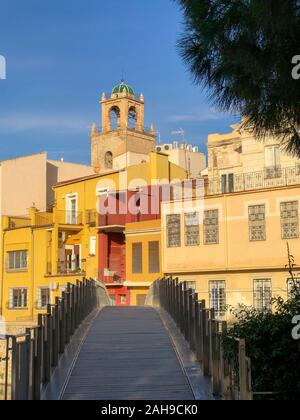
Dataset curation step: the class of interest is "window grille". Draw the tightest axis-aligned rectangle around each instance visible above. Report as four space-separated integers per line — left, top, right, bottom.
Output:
209 281 226 317
185 212 200 246
253 279 272 311
281 201 299 239
204 210 219 245
167 214 181 248
249 205 266 241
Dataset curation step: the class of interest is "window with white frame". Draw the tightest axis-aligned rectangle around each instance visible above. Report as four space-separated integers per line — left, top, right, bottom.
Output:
66 193 78 224
281 201 299 239
265 146 280 168
249 205 266 241
204 210 219 245
185 212 200 246
253 279 272 312
37 287 50 310
9 288 28 309
167 214 181 248
89 236 97 256
209 281 226 317
7 250 28 271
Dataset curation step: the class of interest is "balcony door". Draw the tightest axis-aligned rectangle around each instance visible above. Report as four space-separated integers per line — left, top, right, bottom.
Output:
66 193 78 224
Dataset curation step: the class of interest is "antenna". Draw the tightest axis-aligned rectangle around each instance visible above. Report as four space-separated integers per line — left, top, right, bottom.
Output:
171 128 186 142
121 68 125 83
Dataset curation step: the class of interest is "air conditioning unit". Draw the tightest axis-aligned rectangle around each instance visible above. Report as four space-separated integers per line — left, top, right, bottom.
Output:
50 282 58 292
193 146 199 153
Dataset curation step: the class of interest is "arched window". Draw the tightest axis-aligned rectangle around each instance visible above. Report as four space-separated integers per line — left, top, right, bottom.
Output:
104 151 113 169
109 106 120 131
128 106 137 129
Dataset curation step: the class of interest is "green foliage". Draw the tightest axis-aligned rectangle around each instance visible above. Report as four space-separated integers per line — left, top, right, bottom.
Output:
222 282 300 400
175 0 300 156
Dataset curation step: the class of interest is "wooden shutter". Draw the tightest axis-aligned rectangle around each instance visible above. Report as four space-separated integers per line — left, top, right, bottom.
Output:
8 289 13 309
132 243 142 274
148 241 160 274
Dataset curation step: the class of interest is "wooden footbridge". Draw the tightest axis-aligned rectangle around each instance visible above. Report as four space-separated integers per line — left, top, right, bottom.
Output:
0 279 253 401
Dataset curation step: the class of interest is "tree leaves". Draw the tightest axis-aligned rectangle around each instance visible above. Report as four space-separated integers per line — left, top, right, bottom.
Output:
175 0 300 156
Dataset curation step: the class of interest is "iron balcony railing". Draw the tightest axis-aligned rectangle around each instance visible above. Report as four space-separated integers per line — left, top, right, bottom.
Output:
57 260 85 276
85 209 97 227
207 165 300 196
55 210 83 225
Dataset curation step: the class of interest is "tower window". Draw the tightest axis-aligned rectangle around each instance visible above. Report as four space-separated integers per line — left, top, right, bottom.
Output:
104 152 113 169
109 106 120 130
128 106 137 129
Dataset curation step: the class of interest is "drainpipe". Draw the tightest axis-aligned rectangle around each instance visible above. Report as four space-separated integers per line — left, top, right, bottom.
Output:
31 227 35 320
1 229 7 317
29 207 37 320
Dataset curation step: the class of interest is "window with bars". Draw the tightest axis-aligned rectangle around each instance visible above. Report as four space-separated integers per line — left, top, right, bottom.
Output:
253 279 272 312
37 287 50 310
7 250 28 271
166 214 181 248
281 201 299 239
9 288 28 309
132 243 143 274
148 241 160 274
249 205 266 241
209 281 226 317
185 212 200 246
204 210 219 245
287 278 300 298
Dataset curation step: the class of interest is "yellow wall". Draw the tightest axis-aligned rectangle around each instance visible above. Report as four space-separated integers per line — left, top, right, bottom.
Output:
126 220 162 282
162 185 300 317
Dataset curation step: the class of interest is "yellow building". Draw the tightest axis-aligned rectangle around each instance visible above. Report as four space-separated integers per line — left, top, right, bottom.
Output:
162 126 300 319
0 152 186 321
125 219 162 306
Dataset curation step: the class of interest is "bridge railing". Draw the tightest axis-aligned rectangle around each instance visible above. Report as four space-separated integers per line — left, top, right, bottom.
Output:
0 279 108 401
150 277 253 401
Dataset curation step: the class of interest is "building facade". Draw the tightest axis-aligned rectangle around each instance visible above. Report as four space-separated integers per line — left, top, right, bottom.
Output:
155 142 206 179
162 126 300 319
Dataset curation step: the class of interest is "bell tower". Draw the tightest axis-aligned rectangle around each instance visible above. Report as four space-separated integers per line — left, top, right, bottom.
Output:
91 82 155 172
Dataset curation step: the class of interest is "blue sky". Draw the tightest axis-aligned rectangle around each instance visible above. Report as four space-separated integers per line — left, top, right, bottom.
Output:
0 0 238 164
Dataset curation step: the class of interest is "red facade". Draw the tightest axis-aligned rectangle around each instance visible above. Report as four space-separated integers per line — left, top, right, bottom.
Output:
97 186 164 306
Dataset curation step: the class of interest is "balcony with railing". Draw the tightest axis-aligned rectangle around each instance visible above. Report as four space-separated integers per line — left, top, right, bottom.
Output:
56 260 85 276
99 268 125 286
7 217 31 229
54 210 83 226
34 212 53 226
85 209 97 227
207 165 300 196
98 214 127 231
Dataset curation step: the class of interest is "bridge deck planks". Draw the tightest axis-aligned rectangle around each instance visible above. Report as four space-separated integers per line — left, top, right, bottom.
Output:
62 307 194 401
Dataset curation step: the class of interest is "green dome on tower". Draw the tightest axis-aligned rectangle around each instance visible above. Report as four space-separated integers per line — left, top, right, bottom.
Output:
112 81 135 96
